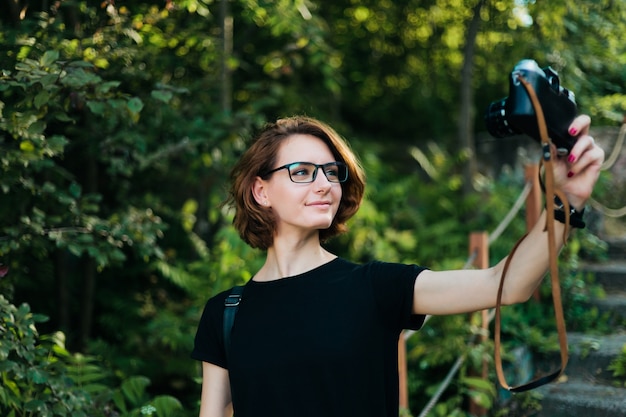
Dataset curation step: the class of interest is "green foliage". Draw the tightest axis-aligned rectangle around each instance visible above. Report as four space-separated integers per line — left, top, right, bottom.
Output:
493 391 542 417
0 294 182 417
1 1 625 416
461 376 497 410
0 47 166 267
390 144 613 415
328 140 506 268
112 376 183 417
608 344 626 387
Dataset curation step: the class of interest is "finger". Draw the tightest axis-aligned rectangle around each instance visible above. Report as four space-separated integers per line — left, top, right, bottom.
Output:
568 114 591 136
561 144 604 209
578 138 604 169
568 134 598 164
567 142 604 183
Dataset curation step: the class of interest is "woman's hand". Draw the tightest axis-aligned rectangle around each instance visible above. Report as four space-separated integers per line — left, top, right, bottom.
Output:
554 115 605 211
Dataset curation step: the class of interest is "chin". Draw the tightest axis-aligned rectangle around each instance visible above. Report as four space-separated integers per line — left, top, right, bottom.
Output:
313 221 333 231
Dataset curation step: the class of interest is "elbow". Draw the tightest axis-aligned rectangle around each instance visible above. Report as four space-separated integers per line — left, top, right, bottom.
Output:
501 289 534 306
492 264 536 306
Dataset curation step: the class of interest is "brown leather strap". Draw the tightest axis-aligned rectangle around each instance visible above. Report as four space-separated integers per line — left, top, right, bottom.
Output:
493 74 570 392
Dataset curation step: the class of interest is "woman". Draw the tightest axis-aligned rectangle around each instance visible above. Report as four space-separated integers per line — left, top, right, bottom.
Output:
192 115 604 417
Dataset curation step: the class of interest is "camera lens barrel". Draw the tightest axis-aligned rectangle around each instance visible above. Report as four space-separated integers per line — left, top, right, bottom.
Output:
485 98 519 138
484 59 578 153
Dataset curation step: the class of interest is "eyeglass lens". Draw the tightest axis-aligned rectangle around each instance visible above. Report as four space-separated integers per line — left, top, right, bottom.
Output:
287 162 347 183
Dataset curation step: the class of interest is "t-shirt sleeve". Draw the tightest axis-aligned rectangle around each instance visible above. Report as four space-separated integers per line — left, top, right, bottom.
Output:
190 291 229 369
366 261 427 331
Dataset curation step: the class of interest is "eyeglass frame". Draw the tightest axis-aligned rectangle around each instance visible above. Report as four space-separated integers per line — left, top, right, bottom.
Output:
260 161 349 183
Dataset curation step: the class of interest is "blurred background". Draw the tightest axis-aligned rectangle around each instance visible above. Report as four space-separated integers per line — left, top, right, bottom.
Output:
1 1 625 416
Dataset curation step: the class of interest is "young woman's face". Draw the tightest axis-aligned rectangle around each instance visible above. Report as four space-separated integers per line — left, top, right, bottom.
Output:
257 134 343 239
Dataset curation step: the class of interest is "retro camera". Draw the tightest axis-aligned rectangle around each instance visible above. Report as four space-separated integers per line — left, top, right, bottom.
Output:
485 59 578 155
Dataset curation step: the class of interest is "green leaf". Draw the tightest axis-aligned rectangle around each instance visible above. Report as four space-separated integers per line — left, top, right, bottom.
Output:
67 243 84 257
15 62 33 72
53 112 74 122
86 100 106 115
462 376 496 392
27 120 46 135
27 368 48 384
34 90 51 109
97 81 121 94
152 396 183 417
66 60 94 68
150 90 173 103
69 182 82 198
113 390 128 413
40 50 59 68
24 399 47 412
121 375 150 406
47 135 69 153
60 68 101 89
127 97 144 114
32 313 49 323
20 141 35 152
39 73 58 87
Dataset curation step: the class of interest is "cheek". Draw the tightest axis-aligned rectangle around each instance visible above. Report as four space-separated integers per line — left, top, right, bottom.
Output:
335 185 343 199
333 186 343 210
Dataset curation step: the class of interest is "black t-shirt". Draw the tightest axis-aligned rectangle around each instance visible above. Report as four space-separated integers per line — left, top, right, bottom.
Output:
191 258 426 417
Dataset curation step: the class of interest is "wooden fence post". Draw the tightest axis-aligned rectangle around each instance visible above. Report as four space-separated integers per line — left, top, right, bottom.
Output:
525 163 542 300
398 333 409 411
468 231 489 416
525 163 542 231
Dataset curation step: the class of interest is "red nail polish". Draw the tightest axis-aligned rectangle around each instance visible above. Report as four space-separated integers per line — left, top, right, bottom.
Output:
569 127 578 135
567 154 576 163
567 171 574 178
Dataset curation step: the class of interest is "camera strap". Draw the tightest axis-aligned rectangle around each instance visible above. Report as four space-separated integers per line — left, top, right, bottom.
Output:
493 74 572 393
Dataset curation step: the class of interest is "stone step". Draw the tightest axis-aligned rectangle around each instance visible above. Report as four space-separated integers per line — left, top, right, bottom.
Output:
562 332 626 382
593 291 626 325
536 377 626 417
604 237 626 259
582 261 626 292
536 332 626 383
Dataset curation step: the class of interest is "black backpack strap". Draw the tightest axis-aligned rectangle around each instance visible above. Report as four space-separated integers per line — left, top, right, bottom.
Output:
223 285 245 364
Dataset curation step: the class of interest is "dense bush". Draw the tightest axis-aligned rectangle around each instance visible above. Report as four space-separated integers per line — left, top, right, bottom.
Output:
0 294 183 417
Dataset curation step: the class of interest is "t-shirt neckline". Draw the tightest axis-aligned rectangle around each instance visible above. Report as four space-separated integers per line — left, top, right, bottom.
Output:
249 257 342 286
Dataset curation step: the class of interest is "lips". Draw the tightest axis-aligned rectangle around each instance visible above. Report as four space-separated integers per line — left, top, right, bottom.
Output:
307 201 332 207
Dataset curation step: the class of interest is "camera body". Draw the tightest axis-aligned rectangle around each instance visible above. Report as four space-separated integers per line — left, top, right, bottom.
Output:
485 59 578 155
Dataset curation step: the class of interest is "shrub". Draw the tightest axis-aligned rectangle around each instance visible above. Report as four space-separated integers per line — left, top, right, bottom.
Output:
0 294 183 417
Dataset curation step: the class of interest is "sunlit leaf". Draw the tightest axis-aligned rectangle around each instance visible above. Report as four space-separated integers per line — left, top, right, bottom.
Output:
127 97 144 114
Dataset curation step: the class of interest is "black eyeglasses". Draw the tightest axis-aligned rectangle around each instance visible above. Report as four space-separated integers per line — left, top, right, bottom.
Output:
262 161 348 183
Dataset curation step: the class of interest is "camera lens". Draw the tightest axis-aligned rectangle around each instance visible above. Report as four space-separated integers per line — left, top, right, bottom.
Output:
485 98 519 138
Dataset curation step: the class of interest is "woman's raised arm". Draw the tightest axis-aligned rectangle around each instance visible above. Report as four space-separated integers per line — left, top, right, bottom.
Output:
412 115 604 316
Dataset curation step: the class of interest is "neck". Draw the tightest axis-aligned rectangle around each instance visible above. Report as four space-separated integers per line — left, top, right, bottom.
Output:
254 233 336 282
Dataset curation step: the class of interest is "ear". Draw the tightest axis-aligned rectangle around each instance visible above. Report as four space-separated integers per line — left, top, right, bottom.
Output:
252 176 270 207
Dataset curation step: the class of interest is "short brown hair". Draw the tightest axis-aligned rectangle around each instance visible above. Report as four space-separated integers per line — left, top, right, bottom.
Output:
226 116 366 250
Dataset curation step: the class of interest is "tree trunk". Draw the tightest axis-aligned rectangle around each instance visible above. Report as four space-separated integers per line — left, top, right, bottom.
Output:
78 138 99 351
459 0 486 196
460 3 488 413
56 250 70 335
220 0 233 114
79 257 96 350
